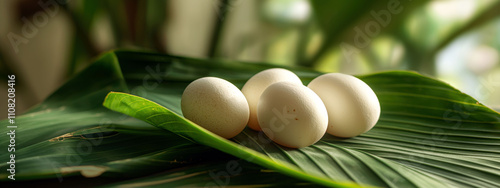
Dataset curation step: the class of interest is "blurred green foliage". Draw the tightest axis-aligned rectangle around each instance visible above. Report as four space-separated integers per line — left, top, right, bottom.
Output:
2 0 500 107
6 0 499 75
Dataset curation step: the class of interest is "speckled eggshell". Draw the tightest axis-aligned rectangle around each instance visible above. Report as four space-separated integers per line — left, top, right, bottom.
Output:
307 73 380 138
242 68 302 131
257 82 328 148
181 77 249 139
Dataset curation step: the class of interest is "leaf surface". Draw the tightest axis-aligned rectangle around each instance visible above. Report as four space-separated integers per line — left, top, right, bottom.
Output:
2 50 499 187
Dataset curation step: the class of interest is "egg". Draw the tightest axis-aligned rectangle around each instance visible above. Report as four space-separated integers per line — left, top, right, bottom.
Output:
181 77 249 139
257 82 328 148
242 68 302 131
307 73 380 138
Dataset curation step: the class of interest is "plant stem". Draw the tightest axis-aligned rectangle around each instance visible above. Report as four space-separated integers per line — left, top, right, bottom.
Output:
295 21 313 66
60 2 100 77
145 0 168 52
396 29 435 76
60 4 99 57
103 0 129 47
125 0 140 45
207 0 230 58
431 1 500 57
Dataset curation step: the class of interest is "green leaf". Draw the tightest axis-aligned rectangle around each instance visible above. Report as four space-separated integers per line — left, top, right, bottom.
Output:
103 92 358 187
104 51 499 187
2 50 500 187
0 50 314 187
0 52 215 182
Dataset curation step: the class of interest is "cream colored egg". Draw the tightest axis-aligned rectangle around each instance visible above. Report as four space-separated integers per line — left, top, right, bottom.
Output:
242 68 302 131
181 77 249 139
307 73 380 138
257 82 328 148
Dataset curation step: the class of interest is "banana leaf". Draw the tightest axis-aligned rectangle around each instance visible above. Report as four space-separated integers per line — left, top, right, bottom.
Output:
1 50 499 187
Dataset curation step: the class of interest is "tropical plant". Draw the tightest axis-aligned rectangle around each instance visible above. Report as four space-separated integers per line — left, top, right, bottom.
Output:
1 50 499 187
2 0 500 187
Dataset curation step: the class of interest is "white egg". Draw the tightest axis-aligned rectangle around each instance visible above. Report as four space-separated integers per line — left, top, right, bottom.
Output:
257 82 328 148
242 68 302 131
181 77 249 139
307 73 380 138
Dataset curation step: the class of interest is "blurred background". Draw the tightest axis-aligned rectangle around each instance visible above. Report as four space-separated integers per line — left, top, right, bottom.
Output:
1 0 500 119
